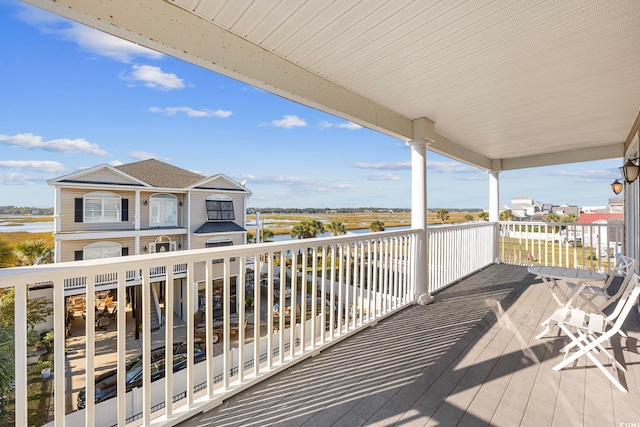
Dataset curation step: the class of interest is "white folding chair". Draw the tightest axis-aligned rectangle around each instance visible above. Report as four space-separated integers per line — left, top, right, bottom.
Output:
550 273 640 392
565 255 637 314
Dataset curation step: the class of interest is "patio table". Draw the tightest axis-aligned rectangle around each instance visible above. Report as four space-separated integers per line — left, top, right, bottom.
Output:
527 265 607 308
528 265 607 337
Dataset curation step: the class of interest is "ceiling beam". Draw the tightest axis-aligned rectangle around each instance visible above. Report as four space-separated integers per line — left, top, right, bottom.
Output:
501 143 624 171
24 0 501 171
24 0 413 140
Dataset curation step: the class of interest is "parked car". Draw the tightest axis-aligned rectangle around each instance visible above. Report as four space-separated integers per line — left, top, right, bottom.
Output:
77 341 205 409
260 278 291 299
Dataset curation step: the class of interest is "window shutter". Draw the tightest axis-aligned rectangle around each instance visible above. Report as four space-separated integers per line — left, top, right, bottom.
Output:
75 198 83 222
121 247 129 256
74 250 83 261
122 199 129 221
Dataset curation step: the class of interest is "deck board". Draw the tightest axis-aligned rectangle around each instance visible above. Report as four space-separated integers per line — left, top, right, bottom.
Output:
180 264 640 427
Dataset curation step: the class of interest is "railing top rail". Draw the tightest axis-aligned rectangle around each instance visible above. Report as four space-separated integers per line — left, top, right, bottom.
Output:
0 229 419 288
499 220 623 227
428 221 497 231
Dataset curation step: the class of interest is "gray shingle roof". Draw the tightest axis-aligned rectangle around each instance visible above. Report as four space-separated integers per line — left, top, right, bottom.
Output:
194 221 247 234
115 159 205 188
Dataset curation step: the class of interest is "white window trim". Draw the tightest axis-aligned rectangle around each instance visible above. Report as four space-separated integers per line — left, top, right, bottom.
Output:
84 191 121 223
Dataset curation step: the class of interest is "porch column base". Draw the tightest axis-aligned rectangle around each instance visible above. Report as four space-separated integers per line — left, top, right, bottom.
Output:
417 293 434 305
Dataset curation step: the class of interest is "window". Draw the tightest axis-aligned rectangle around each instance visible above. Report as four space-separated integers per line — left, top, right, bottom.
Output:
84 192 121 223
83 241 121 260
149 194 177 227
206 195 234 221
151 235 176 253
206 237 233 263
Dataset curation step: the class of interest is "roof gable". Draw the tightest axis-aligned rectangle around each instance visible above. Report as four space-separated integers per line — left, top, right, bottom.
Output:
115 159 205 188
48 164 147 186
190 174 250 193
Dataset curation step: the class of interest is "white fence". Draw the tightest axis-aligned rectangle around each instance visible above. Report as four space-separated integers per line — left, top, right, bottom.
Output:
427 222 497 293
498 221 624 272
0 229 417 426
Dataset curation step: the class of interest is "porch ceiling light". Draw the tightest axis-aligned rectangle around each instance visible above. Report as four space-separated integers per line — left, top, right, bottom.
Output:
611 179 623 195
620 157 640 184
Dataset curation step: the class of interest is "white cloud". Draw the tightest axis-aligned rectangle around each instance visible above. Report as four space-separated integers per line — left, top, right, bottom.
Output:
129 151 157 161
0 133 108 156
108 160 124 166
336 122 362 130
0 172 41 185
317 120 362 130
271 115 307 128
149 106 232 118
352 161 411 170
231 174 354 190
360 172 400 181
0 160 66 173
121 65 184 90
427 160 477 174
16 4 162 63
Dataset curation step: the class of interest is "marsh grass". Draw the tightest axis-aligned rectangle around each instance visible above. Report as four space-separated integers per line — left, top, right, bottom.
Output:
249 211 479 235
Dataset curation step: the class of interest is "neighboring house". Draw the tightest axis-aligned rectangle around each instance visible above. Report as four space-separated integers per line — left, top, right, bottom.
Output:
48 159 252 322
551 204 579 217
501 197 545 220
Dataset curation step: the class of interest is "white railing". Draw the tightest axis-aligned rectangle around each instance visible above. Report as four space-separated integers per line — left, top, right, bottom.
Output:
498 221 624 273
427 222 497 293
0 229 417 427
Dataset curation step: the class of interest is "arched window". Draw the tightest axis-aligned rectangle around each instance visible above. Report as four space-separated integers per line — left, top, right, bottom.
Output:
206 237 233 264
149 194 177 227
151 235 176 253
83 241 121 260
84 191 121 223
206 195 234 221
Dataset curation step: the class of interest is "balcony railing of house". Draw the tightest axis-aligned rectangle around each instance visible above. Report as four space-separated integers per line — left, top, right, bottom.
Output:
0 220 622 426
498 221 623 273
1 229 418 427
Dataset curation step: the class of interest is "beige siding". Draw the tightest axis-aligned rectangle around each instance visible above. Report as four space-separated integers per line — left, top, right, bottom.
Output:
75 168 140 185
188 191 246 233
196 176 239 190
58 188 136 233
59 237 136 262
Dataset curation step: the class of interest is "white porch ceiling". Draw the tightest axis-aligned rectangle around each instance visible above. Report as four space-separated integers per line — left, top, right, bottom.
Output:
24 0 640 171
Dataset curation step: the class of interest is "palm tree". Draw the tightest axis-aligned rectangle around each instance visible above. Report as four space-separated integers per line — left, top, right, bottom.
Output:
561 213 578 223
260 227 274 242
290 220 325 239
0 238 16 267
436 208 449 224
15 240 53 265
464 214 474 222
499 209 515 221
327 221 346 236
544 213 560 223
477 211 489 221
369 220 385 232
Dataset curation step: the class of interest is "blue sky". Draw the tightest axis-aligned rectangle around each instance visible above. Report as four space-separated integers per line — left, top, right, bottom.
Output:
0 1 625 210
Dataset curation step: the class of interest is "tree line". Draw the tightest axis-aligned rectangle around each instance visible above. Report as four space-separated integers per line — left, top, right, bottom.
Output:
0 206 53 215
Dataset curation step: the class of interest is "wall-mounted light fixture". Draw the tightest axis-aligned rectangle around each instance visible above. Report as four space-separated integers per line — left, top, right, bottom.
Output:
179 201 183 207
143 245 148 252
611 179 623 195
143 200 148 206
620 156 640 184
178 243 182 249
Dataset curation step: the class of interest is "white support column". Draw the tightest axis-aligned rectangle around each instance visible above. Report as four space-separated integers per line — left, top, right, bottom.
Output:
489 171 500 222
489 171 501 262
407 138 434 305
135 190 141 230
53 186 61 262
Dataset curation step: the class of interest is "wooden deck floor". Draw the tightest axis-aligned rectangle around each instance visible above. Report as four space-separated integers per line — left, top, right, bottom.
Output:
180 264 640 427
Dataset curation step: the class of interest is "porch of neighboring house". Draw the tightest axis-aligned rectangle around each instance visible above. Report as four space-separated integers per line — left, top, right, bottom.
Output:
180 263 640 427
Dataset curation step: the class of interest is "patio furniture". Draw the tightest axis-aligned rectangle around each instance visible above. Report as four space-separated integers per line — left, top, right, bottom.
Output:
564 255 637 317
529 265 608 339
550 273 640 392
